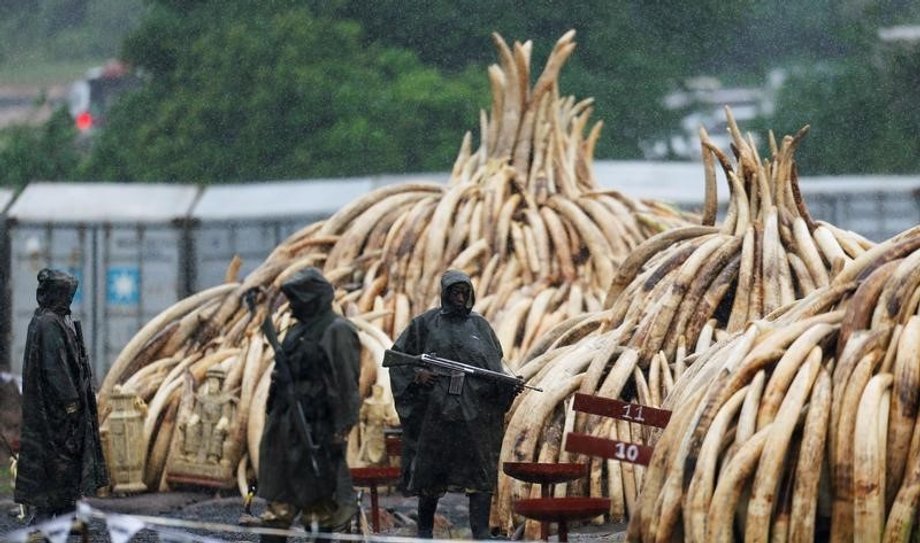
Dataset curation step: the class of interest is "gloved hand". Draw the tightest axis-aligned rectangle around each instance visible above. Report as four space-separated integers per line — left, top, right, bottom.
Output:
266 369 290 412
414 369 437 386
495 382 523 412
243 287 261 313
332 428 350 445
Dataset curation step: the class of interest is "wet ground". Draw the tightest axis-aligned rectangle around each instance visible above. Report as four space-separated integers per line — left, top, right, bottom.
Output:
0 488 626 542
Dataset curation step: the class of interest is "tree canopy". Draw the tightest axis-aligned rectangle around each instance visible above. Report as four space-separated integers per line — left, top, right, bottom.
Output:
2 0 920 185
81 3 486 183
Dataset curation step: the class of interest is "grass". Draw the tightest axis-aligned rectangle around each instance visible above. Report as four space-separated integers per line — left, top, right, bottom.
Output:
0 58 106 88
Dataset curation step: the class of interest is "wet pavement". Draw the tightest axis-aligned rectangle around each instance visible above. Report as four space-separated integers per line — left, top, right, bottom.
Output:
0 489 626 542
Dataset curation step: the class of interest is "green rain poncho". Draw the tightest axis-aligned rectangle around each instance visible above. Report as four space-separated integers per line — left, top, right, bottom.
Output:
15 269 108 510
256 268 361 516
389 269 515 495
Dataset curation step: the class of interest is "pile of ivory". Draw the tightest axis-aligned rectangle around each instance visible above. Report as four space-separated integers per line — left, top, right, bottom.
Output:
492 112 877 534
96 31 692 493
628 225 920 542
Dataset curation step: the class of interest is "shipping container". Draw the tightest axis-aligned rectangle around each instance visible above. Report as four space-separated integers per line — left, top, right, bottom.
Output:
0 187 16 372
2 167 918 377
594 160 729 207
796 176 920 242
4 182 200 378
189 174 448 291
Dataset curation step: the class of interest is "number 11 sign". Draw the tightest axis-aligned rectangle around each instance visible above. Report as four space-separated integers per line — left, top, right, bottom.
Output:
572 393 671 428
564 393 673 467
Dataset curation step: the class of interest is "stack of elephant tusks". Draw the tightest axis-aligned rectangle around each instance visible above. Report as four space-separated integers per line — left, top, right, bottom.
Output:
95 29 696 495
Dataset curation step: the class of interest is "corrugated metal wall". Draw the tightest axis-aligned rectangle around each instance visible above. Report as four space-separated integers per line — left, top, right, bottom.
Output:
4 183 199 378
0 188 16 373
1 167 919 376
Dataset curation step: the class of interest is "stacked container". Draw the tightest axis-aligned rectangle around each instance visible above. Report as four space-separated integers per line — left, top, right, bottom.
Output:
188 174 447 291
0 187 17 373
4 182 200 379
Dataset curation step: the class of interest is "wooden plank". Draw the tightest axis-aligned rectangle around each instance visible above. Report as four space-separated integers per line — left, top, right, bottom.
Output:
572 392 672 428
564 433 654 466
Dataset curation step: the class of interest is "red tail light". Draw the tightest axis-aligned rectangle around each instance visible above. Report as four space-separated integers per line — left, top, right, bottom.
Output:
75 111 94 132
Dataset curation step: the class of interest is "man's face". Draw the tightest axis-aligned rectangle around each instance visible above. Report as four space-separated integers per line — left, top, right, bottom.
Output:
447 283 471 308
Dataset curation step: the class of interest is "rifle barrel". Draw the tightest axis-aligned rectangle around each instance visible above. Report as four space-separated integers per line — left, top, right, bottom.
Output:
383 350 543 391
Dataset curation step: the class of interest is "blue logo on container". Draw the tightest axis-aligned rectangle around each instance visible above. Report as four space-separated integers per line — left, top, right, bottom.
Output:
107 266 140 305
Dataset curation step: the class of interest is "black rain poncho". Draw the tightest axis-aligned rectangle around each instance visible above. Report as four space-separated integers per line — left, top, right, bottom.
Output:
256 268 361 516
389 270 513 495
15 269 108 510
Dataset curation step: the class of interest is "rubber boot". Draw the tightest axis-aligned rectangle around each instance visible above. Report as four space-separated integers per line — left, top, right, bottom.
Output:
468 492 493 540
417 495 439 538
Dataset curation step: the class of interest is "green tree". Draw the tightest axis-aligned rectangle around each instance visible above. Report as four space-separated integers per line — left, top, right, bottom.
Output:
0 108 80 187
772 50 920 175
82 2 486 183
320 0 754 158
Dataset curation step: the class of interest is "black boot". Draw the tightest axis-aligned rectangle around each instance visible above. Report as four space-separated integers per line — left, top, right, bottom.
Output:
468 492 493 540
417 495 439 538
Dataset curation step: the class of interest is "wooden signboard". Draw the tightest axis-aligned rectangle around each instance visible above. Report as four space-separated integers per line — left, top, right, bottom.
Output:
564 433 655 466
572 392 672 429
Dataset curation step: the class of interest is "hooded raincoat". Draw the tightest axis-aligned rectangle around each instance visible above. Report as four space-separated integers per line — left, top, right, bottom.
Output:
390 270 513 495
15 269 108 510
256 268 361 522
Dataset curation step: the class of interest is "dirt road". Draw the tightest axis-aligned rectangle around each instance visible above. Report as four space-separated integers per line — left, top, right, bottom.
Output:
0 84 66 129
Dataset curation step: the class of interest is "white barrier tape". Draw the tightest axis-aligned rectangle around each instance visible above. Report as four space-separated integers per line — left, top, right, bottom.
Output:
105 513 147 543
1 500 479 543
2 514 77 543
2 526 30 543
39 516 72 543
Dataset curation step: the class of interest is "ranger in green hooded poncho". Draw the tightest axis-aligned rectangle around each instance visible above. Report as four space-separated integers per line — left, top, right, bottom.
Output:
254 268 361 542
15 269 108 524
390 269 517 539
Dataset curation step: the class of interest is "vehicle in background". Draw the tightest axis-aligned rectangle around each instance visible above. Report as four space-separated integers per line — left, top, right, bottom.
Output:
67 60 142 134
641 71 785 161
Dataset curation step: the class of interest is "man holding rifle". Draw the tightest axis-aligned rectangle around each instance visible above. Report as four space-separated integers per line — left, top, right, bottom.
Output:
387 269 521 539
246 268 361 543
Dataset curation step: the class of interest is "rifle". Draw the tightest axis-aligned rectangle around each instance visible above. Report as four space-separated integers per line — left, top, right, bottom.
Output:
244 290 321 477
73 320 88 363
243 480 257 515
383 350 543 393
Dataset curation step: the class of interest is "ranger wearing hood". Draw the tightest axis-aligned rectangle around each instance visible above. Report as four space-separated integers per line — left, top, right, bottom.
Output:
15 269 108 523
254 268 361 542
390 269 516 539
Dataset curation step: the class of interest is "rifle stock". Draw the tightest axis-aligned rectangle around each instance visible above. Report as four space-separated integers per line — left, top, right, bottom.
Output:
74 320 88 364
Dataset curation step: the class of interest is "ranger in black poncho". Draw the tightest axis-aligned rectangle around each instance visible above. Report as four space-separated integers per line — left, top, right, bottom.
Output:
15 269 108 524
252 268 361 542
390 269 517 539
